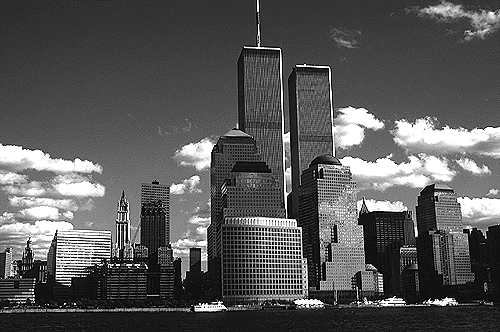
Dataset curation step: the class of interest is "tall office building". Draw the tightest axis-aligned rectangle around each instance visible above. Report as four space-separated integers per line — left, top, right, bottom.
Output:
416 183 474 299
189 247 201 273
0 248 13 279
113 191 133 260
358 200 416 294
487 225 500 291
47 229 111 299
298 155 365 301
288 64 334 218
466 228 488 288
208 129 262 265
140 181 169 253
238 46 285 208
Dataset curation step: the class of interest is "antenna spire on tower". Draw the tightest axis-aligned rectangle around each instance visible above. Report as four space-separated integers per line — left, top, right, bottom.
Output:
256 0 261 47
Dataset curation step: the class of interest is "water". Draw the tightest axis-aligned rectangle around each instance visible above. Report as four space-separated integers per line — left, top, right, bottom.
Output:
1 306 499 332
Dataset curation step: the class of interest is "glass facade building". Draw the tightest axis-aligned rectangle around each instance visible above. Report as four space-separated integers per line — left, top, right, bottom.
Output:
288 65 334 218
298 155 365 301
47 229 112 299
238 46 285 209
416 183 474 299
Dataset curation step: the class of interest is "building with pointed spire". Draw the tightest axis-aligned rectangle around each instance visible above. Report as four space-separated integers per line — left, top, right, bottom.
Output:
416 183 474 299
288 64 335 218
113 191 133 260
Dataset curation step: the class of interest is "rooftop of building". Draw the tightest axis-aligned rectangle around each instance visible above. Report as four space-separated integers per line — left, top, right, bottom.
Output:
420 183 454 195
231 161 271 173
309 154 342 168
222 128 253 138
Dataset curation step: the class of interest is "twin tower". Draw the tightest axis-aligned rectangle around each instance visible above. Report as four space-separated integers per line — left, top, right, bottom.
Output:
208 46 362 304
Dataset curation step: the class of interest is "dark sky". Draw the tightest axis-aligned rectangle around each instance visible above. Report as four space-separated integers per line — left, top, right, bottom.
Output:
1 0 499 274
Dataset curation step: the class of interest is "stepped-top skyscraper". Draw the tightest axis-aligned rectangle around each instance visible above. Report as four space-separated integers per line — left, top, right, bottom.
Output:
416 183 474 298
288 64 335 218
238 46 285 208
113 191 133 260
298 155 365 301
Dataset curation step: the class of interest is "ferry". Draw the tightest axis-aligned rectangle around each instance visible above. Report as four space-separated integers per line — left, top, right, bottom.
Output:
293 299 325 309
191 301 228 312
423 297 458 306
378 297 407 307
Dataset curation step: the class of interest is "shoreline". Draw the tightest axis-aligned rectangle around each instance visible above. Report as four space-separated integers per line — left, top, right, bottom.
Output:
0 302 490 314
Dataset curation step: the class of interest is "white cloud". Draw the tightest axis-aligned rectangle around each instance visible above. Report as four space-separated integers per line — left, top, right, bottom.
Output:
458 197 500 228
0 171 27 185
407 1 500 41
330 27 362 49
357 198 409 212
17 206 74 221
486 189 499 197
334 107 384 149
170 175 202 195
50 174 105 197
455 157 491 175
173 137 216 171
391 117 500 158
9 196 80 211
341 153 456 191
0 144 102 174
0 220 74 258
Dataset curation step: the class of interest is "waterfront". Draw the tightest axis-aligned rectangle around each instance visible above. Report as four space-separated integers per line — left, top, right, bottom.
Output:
1 306 499 332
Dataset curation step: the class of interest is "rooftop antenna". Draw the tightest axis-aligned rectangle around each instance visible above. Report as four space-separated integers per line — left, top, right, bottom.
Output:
256 0 261 47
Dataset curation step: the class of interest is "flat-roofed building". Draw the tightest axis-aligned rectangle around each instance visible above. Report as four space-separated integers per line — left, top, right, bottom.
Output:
221 217 304 305
47 229 111 299
0 278 36 304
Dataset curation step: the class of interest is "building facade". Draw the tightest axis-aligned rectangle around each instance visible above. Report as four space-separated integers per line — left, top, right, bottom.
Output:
415 184 474 299
47 229 112 299
220 217 304 305
0 278 36 304
358 201 416 294
288 64 334 218
238 46 286 209
298 155 365 302
113 191 133 260
141 181 170 247
0 248 13 279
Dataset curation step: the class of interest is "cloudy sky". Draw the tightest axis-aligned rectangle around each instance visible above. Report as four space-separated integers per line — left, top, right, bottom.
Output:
1 1 499 274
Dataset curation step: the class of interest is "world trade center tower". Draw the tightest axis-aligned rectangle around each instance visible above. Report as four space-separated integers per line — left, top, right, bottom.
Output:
288 65 335 218
238 46 286 208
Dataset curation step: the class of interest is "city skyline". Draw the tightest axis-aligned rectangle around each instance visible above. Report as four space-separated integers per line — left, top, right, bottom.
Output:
1 1 499 274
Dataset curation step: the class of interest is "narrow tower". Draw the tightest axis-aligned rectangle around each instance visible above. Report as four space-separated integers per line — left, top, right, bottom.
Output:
114 191 133 260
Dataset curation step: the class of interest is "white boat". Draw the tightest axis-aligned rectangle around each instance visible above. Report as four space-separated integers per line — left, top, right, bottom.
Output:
293 299 325 309
424 297 458 306
378 297 407 307
191 301 228 312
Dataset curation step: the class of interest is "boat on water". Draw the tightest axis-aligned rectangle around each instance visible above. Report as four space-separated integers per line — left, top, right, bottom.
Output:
378 297 407 307
293 299 325 309
423 297 458 306
191 301 228 312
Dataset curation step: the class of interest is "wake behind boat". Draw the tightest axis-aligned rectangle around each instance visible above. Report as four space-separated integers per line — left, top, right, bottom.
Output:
378 297 407 307
423 297 458 306
191 301 228 312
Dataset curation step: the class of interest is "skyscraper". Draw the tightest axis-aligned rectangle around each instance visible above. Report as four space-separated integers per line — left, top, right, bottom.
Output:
238 46 285 208
288 64 334 218
358 200 416 294
416 183 474 299
208 129 262 265
298 155 365 302
114 191 133 260
214 160 303 304
47 229 111 299
189 247 201 273
140 181 169 252
0 248 13 279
